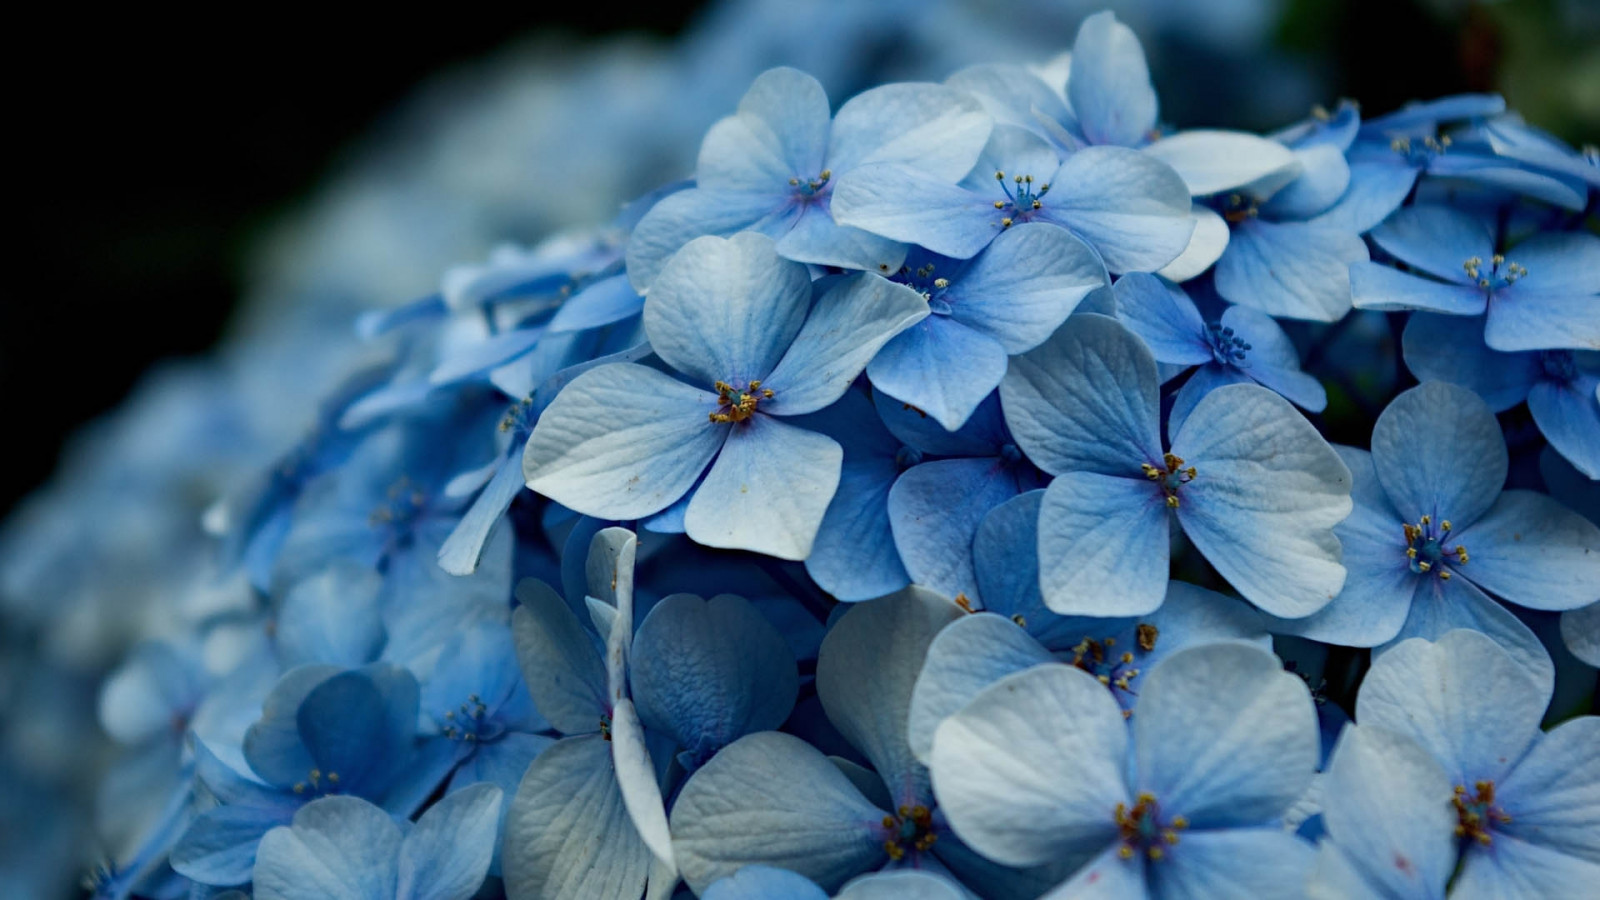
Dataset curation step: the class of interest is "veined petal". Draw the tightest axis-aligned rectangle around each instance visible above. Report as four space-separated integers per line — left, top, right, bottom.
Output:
1148 829 1315 900
1486 287 1600 352
1388 572 1554 691
868 317 1009 433
1448 490 1600 611
1528 374 1600 479
1039 146 1194 274
684 415 842 560
1037 471 1170 617
907 613 1053 764
523 363 725 522
1156 203 1231 282
888 456 1025 604
1370 381 1506 530
831 164 1006 260
946 221 1107 354
1141 130 1297 196
1370 205 1493 283
438 453 526 576
254 797 403 900
1496 716 1600 864
1402 314 1540 412
1350 261 1487 315
699 67 830 190
1310 155 1420 235
703 866 826 900
624 188 799 293
396 783 502 900
1112 273 1211 368
1069 11 1157 148
611 700 674 873
510 579 607 735
828 82 991 180
773 204 907 273
1215 219 1368 322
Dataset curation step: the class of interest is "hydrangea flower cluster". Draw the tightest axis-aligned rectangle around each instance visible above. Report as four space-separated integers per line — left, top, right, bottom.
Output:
6 7 1599 900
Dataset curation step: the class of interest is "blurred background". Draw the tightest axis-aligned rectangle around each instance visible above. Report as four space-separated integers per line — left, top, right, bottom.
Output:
2 0 1595 895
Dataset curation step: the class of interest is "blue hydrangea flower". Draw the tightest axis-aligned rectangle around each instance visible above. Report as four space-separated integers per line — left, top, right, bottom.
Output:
524 233 926 559
253 783 502 900
625 67 992 289
866 222 1106 431
1311 630 1600 897
1000 313 1352 618
1350 205 1600 351
1403 312 1600 478
1114 272 1327 433
1279 382 1600 670
832 122 1194 274
1541 448 1600 667
929 642 1319 897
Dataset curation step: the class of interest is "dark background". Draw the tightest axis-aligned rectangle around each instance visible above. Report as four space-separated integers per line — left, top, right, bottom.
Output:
3 0 1575 520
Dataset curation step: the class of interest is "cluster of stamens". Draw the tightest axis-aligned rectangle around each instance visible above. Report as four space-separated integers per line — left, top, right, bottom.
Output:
1205 322 1251 366
881 804 938 860
708 380 773 424
1070 625 1158 716
292 767 342 795
788 169 832 197
1390 134 1451 165
992 170 1049 228
369 475 427 527
1453 781 1511 845
895 260 952 309
1221 192 1258 223
442 693 492 742
1461 254 1527 291
1402 514 1468 579
1141 453 1196 508
1114 793 1186 861
499 396 535 436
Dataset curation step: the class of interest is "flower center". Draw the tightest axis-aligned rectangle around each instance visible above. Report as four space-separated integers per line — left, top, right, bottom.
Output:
441 693 505 744
1205 321 1251 367
881 804 938 861
892 259 953 314
1141 453 1196 509
498 395 537 441
991 169 1050 229
1115 793 1187 861
1391 134 1450 167
1068 624 1158 716
291 767 343 796
1221 192 1259 224
708 380 773 424
1540 350 1576 382
1402 514 1468 579
369 475 428 530
789 169 831 198
1453 780 1511 845
1461 254 1527 293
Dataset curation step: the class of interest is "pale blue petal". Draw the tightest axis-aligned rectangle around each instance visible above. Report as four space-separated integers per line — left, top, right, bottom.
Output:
1358 630 1547 787
945 64 1071 137
1038 147 1194 274
1370 381 1506 529
631 594 798 765
523 363 725 521
1309 155 1419 235
254 796 403 900
703 866 826 900
1155 204 1231 282
1038 846 1148 900
888 457 1024 603
1388 573 1554 690
868 317 1009 433
501 734 651 900
397 783 502 900
547 275 644 334
1362 93 1505 132
998 313 1161 475
1350 261 1487 315
971 490 1072 644
1560 603 1600 668
173 804 297 887
836 870 969 900
1486 287 1600 352
873 387 1006 458
959 123 1063 192
1111 273 1210 368
817 587 963 808
928 664 1127 868
684 415 842 560
699 67 829 190
774 204 907 273
510 579 606 735
830 164 1006 260
438 454 526 576
1312 725 1456 900
1169 365 1253 438
611 699 674 873
1401 314 1540 411
1135 644 1316 826
1370 205 1494 283
801 392 909 601
243 665 339 790
1451 833 1600 900
428 328 545 387
669 731 886 895
763 272 928 416
946 221 1107 353
1220 305 1326 412
624 189 798 293
1529 374 1600 479
1141 130 1297 197
1503 230 1600 294
1069 11 1157 148
1036 471 1169 617
907 613 1052 764
1496 715 1600 864
1259 144 1351 219
1148 829 1314 900
827 82 991 180
1449 490 1600 610
643 231 813 386
1172 384 1352 617
1214 219 1368 321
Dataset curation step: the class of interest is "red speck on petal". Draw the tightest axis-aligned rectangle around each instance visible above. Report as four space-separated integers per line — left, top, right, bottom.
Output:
1088 871 1101 884
1395 853 1413 874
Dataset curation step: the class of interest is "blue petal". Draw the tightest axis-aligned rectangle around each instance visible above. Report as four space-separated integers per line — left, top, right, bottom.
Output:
1147 829 1314 899
1309 155 1419 235
1361 93 1505 133
1504 229 1600 294
275 564 384 670
1449 490 1600 611
1037 146 1194 274
644 232 813 387
816 587 963 809
1112 273 1211 369
171 804 297 887
831 164 1007 260
438 453 527 576
1068 11 1157 148
1156 204 1231 282
1140 130 1297 197
762 272 928 417
1037 471 1170 616
500 734 652 900
799 391 909 601
523 363 725 521
396 783 502 900
1388 571 1554 690
1369 205 1494 283
999 313 1162 476
826 82 992 180
630 593 799 767
944 63 1074 140
949 221 1107 353
624 188 799 294
297 666 418 801
428 328 544 387
683 415 842 560
867 317 1008 437
1220 305 1327 413
1172 384 1352 618
609 699 674 874
669 732 886 894
1350 261 1487 315
699 67 830 191
510 579 607 735
547 275 644 334
837 870 972 900
1401 314 1540 411
1486 286 1600 353
244 665 341 790
906 613 1052 764
1370 381 1506 529
1214 219 1368 321
1258 144 1351 219
773 203 907 273
888 456 1025 603
1529 374 1600 479
1496 716 1600 864
702 866 827 900
873 387 1007 458
1168 364 1253 438
972 490 1075 645
253 796 403 900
